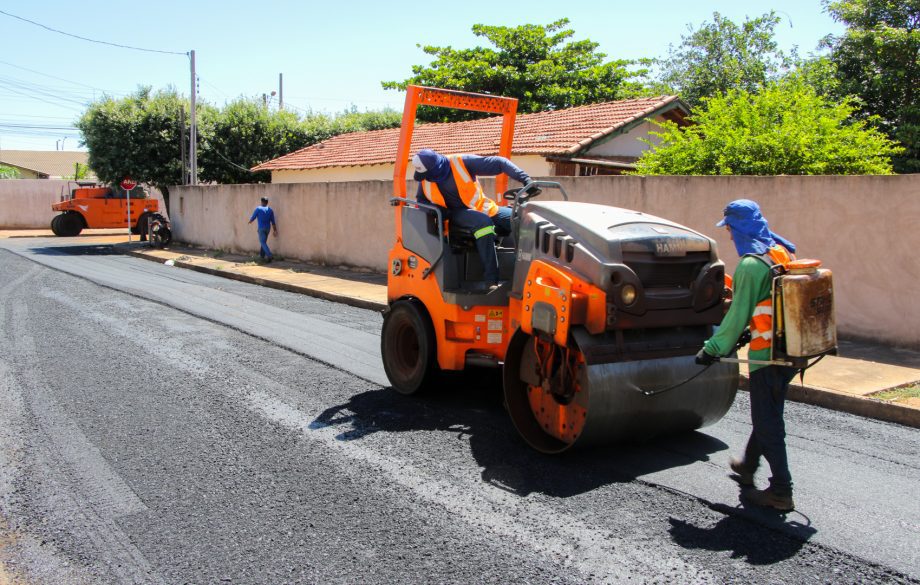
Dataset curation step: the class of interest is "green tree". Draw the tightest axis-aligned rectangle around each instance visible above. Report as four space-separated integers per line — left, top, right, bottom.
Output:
822 0 920 172
199 101 401 184
383 19 651 122
634 80 902 175
77 87 210 211
784 54 841 97
0 165 19 179
199 99 315 184
78 88 402 199
656 12 791 107
334 105 402 133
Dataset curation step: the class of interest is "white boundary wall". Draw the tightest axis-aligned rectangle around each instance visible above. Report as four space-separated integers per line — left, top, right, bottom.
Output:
0 179 166 228
155 175 920 347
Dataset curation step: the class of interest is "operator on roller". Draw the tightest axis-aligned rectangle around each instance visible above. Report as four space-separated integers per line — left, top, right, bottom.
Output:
412 148 534 291
695 199 799 512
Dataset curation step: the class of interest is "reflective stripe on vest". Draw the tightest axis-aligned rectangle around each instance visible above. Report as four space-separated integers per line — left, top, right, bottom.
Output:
749 301 774 350
747 245 795 351
420 155 499 217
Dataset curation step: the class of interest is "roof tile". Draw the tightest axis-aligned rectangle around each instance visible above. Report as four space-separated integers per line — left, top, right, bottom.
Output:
253 96 681 172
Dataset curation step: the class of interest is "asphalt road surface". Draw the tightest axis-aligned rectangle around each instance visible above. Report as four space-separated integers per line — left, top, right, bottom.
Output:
0 238 918 584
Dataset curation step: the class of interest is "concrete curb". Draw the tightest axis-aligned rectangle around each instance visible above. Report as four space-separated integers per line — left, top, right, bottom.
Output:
738 376 919 429
125 249 388 313
125 245 920 430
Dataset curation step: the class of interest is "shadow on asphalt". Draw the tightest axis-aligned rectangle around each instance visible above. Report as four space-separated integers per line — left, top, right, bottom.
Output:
669 503 817 565
315 376 822 565
312 369 729 499
29 244 125 256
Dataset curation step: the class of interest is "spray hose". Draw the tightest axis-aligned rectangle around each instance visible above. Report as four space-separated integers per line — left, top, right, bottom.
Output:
635 332 827 398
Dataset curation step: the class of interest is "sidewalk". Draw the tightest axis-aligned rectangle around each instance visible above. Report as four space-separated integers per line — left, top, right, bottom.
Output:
121 241 920 429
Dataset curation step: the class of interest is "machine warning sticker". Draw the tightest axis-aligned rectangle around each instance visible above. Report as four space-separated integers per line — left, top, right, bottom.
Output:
487 332 502 344
474 314 486 322
488 320 502 331
488 310 503 318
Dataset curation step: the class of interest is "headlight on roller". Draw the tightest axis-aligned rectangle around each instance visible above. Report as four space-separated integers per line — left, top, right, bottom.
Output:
621 284 637 306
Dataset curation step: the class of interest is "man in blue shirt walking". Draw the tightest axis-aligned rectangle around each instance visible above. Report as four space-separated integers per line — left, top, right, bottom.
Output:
248 197 278 263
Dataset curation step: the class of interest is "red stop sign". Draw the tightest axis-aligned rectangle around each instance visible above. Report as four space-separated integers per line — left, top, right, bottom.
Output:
121 177 138 191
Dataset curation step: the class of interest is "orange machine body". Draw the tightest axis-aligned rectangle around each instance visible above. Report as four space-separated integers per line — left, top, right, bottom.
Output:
386 85 599 372
52 184 158 230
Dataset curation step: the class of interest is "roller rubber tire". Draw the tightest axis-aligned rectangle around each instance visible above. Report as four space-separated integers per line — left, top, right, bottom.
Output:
50 215 64 236
59 213 84 237
381 300 438 395
134 212 151 239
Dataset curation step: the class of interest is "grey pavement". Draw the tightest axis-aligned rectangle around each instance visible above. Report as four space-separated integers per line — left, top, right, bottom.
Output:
0 238 918 582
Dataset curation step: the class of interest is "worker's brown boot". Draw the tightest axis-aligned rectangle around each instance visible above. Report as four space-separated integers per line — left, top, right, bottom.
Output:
743 487 794 512
729 457 755 486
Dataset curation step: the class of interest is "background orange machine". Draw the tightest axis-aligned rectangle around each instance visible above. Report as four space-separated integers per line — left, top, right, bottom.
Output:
50 182 159 237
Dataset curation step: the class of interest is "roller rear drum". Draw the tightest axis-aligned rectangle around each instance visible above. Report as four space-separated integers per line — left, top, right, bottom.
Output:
503 329 738 453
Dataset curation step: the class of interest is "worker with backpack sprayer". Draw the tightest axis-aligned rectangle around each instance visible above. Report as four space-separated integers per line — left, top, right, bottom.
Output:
696 199 837 512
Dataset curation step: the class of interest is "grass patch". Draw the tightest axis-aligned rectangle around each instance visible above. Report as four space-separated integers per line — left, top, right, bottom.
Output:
872 383 920 402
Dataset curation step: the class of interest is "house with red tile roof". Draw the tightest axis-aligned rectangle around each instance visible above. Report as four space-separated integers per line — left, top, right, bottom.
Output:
252 96 689 183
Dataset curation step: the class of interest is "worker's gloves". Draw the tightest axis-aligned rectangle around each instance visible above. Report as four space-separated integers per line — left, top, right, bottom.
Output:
695 349 717 366
523 183 542 198
735 328 752 349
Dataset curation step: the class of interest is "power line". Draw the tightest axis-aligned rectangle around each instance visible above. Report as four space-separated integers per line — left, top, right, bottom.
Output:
0 85 84 112
0 77 94 106
210 148 255 173
0 59 115 92
0 113 76 120
0 9 187 56
0 123 79 130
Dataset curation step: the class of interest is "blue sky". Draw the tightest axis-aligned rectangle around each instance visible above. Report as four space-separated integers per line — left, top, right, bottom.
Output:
0 0 844 151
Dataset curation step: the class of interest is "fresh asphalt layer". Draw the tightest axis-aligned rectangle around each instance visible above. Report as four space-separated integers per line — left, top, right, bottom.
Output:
0 237 917 584
121 241 920 427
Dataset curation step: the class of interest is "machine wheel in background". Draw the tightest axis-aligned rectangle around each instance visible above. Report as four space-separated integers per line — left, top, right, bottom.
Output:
152 226 172 248
59 213 84 237
50 215 64 236
134 212 151 238
381 299 438 395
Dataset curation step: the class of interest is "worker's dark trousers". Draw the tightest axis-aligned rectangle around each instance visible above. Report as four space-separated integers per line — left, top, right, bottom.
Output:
449 207 512 283
743 365 797 495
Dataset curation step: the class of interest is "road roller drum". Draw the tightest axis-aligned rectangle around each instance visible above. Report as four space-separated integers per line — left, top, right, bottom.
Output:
503 330 739 453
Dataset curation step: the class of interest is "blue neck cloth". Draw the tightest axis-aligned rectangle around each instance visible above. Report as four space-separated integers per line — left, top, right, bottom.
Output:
717 199 796 256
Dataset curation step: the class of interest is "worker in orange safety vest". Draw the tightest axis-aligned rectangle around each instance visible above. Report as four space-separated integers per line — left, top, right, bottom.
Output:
413 149 535 290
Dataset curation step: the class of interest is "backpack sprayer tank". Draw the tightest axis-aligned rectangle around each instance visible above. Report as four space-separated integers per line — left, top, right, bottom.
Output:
773 260 837 367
